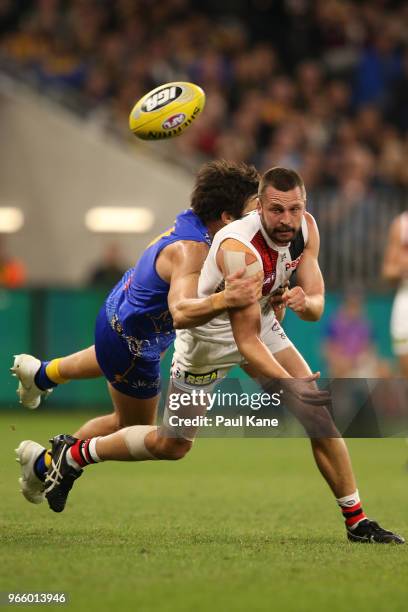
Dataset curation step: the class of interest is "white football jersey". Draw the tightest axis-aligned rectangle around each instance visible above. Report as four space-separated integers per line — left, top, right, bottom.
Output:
177 210 309 346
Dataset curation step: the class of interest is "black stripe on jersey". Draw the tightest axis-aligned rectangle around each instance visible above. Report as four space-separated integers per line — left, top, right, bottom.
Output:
289 230 304 261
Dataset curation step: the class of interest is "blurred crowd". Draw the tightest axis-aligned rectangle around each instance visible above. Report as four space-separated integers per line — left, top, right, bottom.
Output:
0 0 405 375
0 0 407 192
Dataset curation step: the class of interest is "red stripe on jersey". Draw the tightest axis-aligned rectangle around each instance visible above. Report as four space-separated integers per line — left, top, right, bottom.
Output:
251 230 278 295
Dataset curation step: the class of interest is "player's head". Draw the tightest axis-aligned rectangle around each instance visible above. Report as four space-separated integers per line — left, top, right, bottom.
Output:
257 167 306 245
191 160 260 231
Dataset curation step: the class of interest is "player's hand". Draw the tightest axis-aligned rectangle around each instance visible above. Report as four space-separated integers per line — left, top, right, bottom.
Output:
224 269 263 308
281 372 331 407
278 373 336 437
283 286 307 313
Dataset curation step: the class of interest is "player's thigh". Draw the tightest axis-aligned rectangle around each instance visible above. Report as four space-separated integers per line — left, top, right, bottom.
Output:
108 382 159 427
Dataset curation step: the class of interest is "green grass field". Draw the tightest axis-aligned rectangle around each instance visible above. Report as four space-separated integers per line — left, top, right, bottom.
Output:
1 411 408 612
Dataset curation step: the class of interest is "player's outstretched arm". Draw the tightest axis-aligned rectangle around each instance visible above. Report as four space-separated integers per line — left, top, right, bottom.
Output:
285 213 324 322
167 241 261 329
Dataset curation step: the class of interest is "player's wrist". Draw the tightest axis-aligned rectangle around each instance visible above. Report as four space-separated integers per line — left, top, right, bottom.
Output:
210 291 227 312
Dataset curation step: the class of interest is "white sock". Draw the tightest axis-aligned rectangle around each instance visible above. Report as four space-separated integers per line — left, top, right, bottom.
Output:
88 437 101 462
336 490 366 530
336 490 361 508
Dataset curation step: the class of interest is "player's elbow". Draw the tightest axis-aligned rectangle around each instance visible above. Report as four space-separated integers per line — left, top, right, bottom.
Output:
305 310 323 322
172 315 184 330
171 307 187 330
302 295 324 321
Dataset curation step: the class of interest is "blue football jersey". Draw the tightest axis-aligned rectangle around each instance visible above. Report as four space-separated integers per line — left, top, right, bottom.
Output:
104 209 210 343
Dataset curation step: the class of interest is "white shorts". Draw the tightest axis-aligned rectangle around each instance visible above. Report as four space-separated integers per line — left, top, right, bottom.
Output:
391 283 408 356
172 317 293 389
165 318 292 440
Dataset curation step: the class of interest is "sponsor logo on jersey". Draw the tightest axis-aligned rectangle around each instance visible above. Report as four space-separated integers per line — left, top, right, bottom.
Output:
162 113 186 130
285 254 302 271
185 369 218 385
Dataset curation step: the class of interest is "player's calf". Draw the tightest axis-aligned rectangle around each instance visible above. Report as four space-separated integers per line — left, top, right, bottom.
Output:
151 436 193 460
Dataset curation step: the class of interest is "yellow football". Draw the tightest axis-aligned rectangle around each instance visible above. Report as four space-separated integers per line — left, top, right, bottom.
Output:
129 81 206 140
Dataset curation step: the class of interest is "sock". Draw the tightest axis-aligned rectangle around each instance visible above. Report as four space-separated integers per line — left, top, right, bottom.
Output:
34 358 69 391
337 490 367 529
34 449 52 481
66 437 102 471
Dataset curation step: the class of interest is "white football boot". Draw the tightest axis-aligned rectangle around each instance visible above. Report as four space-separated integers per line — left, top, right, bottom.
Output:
15 440 46 504
10 354 52 409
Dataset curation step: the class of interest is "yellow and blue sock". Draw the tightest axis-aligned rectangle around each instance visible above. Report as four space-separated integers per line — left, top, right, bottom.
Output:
35 358 69 391
34 449 52 481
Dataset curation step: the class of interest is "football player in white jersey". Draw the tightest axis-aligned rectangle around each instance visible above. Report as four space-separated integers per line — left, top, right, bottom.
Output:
39 167 404 544
382 211 408 377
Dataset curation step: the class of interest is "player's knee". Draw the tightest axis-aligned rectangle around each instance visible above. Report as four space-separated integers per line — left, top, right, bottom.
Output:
157 437 192 460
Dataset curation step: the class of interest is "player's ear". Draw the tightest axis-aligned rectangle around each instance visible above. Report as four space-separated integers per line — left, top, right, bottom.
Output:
220 211 235 225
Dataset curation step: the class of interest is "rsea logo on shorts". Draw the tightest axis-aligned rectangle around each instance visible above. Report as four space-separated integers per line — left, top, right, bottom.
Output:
185 369 218 385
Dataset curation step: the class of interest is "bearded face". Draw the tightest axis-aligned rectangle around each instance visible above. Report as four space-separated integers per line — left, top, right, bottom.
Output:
258 185 306 245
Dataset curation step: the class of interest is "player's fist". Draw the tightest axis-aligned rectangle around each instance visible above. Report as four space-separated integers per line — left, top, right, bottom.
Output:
284 286 307 313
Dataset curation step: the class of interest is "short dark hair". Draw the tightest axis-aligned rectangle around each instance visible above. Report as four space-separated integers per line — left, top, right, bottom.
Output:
191 160 260 224
258 167 306 199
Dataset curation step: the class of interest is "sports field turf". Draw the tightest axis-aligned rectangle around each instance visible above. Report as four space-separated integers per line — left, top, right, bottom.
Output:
1 411 408 612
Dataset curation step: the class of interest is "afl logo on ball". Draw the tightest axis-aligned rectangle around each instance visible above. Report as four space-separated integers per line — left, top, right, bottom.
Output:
162 113 186 130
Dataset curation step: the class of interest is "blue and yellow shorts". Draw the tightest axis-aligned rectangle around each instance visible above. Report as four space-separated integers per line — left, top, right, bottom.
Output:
94 306 174 399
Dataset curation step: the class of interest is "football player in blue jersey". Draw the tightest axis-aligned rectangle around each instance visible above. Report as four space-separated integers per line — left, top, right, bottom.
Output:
13 160 263 505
